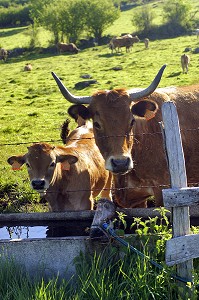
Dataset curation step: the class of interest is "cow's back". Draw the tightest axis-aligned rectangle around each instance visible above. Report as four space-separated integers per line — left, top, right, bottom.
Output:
62 125 111 201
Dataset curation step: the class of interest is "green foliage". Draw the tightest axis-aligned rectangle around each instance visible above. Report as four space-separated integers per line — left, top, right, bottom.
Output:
29 0 120 44
129 208 172 261
132 5 155 34
163 0 193 31
0 4 30 28
0 259 73 300
84 0 120 40
59 0 88 43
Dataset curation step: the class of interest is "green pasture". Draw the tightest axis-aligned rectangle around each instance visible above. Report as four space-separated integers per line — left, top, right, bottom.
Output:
0 2 199 212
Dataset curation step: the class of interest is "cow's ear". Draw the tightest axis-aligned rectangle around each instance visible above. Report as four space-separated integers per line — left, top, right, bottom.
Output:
57 154 78 171
68 105 91 121
7 155 25 170
131 100 158 120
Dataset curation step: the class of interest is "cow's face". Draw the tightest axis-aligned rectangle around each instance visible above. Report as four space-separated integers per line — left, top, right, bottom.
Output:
52 65 165 174
68 90 158 174
7 143 77 194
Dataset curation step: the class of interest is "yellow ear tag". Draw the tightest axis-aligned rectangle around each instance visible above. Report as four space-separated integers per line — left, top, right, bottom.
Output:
144 109 156 121
11 161 22 170
61 161 70 171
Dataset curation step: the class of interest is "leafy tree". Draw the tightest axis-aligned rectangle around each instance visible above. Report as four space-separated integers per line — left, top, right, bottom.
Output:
41 2 61 44
163 0 192 29
84 0 120 41
29 0 57 46
29 0 53 24
29 0 120 45
59 0 88 43
132 5 154 33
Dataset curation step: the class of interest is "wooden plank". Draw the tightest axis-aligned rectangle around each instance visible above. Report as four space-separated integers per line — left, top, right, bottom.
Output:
166 234 199 266
0 211 94 222
163 187 199 207
1 206 199 222
161 102 193 281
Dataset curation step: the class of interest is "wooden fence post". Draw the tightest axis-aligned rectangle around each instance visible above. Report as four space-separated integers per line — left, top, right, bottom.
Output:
161 102 193 286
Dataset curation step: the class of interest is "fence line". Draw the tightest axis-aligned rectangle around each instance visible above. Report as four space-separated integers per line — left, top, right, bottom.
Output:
1 127 199 147
3 182 199 196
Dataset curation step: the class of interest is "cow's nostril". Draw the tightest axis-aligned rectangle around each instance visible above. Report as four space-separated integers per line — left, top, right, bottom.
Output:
111 157 130 167
32 180 45 190
111 157 130 173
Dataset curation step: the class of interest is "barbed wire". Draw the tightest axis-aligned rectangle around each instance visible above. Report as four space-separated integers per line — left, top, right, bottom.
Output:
3 182 199 197
1 127 199 147
1 126 199 197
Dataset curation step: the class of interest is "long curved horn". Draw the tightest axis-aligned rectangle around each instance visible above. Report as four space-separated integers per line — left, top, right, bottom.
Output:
128 64 167 101
51 72 92 104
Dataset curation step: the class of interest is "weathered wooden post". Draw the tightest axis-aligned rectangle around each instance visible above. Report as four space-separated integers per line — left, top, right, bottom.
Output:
161 101 193 295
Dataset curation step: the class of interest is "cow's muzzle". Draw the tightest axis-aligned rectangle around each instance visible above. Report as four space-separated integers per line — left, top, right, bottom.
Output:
31 179 46 191
111 157 131 174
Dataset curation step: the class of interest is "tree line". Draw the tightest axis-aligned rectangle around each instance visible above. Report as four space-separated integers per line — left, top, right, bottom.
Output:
0 0 198 47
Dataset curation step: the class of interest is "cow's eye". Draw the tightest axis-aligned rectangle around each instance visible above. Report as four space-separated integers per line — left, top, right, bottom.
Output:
26 163 30 168
93 122 101 130
50 162 56 168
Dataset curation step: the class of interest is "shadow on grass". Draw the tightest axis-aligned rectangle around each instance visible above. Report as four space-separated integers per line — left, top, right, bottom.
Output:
98 53 124 58
0 27 27 38
167 71 181 78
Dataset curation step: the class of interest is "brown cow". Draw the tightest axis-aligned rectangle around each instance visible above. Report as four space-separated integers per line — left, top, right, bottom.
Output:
109 35 140 53
56 42 79 54
144 38 149 49
181 54 190 74
24 63 32 71
7 123 112 212
52 66 199 208
0 48 8 61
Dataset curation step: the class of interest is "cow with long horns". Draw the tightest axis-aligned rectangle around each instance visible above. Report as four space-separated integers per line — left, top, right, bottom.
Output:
51 66 199 208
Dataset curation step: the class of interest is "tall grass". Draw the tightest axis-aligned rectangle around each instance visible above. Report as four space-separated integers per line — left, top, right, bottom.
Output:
0 242 198 299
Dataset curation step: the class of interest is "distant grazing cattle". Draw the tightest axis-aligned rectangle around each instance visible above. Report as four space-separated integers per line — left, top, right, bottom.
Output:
195 29 199 38
52 66 199 209
24 63 32 71
56 42 79 54
181 53 190 74
0 48 8 61
7 121 112 211
109 35 140 53
144 38 149 49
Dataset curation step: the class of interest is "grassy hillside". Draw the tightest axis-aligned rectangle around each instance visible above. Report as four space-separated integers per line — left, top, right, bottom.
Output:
105 0 199 36
0 1 199 212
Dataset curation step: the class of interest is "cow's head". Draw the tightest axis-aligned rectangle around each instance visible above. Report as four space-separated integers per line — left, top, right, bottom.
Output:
52 65 166 174
7 143 77 194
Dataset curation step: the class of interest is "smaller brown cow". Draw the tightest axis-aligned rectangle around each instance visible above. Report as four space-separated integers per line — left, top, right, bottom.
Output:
24 63 32 71
181 53 190 74
7 123 112 212
0 48 8 61
109 35 140 53
56 42 79 54
144 38 149 49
